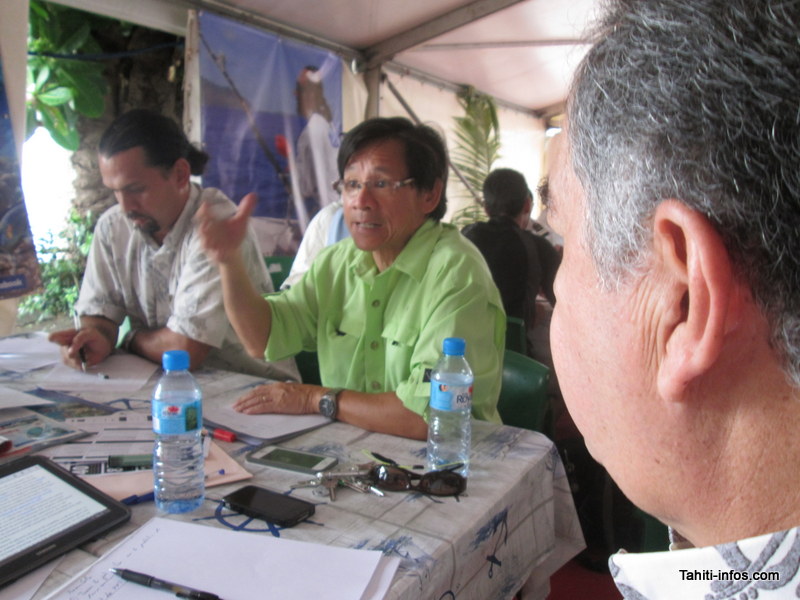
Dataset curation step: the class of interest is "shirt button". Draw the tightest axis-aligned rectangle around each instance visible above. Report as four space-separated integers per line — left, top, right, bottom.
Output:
371 381 381 390
370 341 379 350
371 299 380 308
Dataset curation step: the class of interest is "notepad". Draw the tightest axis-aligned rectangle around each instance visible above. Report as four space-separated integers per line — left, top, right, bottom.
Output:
203 392 330 444
45 517 400 600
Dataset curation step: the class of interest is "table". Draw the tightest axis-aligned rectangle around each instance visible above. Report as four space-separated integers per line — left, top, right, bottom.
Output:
1 348 584 600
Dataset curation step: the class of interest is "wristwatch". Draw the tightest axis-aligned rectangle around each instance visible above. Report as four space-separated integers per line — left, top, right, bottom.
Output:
319 388 344 420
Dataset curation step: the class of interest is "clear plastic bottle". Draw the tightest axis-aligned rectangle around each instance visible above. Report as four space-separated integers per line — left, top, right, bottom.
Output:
152 350 205 513
426 337 473 477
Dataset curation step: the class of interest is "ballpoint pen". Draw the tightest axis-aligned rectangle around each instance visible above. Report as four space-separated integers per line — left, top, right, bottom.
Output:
110 568 221 600
73 310 87 372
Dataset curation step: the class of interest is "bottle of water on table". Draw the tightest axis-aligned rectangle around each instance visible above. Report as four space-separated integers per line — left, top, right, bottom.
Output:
152 350 205 513
426 337 473 478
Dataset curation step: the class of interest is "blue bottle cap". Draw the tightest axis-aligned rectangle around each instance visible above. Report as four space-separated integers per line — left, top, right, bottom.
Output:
162 350 190 371
442 337 466 356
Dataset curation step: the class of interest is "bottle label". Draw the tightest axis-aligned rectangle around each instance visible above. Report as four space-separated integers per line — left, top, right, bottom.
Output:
430 382 472 411
152 400 202 435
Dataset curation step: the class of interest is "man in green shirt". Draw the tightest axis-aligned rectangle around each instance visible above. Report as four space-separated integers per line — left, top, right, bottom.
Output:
198 117 504 440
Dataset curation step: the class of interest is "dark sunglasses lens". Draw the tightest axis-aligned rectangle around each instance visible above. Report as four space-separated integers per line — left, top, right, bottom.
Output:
418 471 466 496
371 465 411 491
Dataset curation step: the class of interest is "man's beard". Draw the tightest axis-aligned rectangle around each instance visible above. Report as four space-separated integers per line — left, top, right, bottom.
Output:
126 212 160 236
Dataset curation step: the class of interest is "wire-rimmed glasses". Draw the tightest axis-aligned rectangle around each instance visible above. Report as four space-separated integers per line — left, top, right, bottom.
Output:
332 177 415 198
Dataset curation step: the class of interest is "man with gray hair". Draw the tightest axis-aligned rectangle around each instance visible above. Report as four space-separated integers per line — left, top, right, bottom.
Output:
546 0 800 596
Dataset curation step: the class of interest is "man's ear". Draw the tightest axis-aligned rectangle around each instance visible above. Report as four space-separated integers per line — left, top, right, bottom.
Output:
654 200 734 402
171 158 191 189
421 179 444 215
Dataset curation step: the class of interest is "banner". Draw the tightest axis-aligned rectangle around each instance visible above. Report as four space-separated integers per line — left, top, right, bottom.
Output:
0 46 40 300
198 12 343 256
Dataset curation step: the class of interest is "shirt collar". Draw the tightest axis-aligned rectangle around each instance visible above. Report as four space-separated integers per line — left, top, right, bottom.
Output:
352 219 441 282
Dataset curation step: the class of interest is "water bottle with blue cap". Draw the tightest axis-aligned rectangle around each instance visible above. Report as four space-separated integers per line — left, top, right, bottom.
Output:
152 350 205 513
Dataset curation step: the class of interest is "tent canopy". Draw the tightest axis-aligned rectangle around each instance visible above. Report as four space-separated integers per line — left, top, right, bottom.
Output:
57 0 601 119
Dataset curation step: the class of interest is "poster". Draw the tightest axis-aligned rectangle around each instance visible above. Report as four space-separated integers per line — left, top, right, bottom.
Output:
198 12 343 256
0 46 41 300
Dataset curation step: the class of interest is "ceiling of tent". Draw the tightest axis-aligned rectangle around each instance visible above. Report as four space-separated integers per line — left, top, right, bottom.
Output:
55 0 601 119
191 0 602 119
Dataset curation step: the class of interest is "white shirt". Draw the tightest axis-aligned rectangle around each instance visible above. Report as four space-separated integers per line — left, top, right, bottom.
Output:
281 199 348 289
77 184 298 380
295 112 339 208
611 526 800 598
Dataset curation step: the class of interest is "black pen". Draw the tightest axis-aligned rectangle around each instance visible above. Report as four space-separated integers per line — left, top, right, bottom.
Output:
110 568 221 600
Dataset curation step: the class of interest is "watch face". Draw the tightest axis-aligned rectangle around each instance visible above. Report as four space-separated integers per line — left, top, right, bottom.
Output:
319 395 336 419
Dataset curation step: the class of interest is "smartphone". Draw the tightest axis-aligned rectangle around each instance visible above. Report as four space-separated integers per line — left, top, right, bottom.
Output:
245 444 338 474
222 485 315 527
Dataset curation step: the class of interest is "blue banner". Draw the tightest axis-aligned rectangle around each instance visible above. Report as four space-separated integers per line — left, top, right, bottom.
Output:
199 13 343 255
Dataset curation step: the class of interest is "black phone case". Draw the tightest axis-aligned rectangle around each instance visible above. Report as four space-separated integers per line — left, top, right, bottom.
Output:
223 486 315 527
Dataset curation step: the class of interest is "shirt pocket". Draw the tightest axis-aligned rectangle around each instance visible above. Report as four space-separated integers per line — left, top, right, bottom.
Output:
322 310 362 358
381 322 419 385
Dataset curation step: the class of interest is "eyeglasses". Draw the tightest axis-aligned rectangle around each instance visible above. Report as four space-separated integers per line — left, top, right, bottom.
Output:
366 463 466 496
332 177 415 197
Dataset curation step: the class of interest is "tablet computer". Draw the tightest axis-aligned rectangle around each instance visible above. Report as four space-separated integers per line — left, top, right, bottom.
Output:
0 455 131 588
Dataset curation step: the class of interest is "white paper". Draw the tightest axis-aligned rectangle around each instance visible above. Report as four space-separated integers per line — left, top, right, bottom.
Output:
39 354 158 394
0 332 61 372
203 392 329 442
0 386 55 409
45 517 395 600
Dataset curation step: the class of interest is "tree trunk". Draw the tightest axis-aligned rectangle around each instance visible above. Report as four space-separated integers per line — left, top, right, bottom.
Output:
71 23 184 218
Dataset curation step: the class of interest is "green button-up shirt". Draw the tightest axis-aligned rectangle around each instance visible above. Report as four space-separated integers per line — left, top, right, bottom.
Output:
265 220 504 422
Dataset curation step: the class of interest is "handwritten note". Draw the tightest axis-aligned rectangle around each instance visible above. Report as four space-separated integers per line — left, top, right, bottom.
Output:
44 517 398 600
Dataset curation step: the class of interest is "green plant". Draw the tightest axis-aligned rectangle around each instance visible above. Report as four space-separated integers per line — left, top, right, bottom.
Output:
18 210 95 323
449 86 502 229
26 0 109 150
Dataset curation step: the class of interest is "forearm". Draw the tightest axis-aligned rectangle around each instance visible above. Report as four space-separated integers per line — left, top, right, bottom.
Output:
234 384 428 441
219 250 272 357
336 390 428 440
126 326 211 369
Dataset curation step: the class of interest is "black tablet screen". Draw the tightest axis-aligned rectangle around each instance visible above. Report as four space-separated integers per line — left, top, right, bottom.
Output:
0 455 130 587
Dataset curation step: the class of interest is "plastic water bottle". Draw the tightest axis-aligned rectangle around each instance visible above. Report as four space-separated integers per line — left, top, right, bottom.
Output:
426 337 473 477
152 350 205 513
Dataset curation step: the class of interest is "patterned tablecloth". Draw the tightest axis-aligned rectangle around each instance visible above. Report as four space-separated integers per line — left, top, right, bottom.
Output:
1 348 584 600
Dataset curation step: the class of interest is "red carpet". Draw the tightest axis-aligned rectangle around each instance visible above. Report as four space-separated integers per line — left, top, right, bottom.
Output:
548 558 622 600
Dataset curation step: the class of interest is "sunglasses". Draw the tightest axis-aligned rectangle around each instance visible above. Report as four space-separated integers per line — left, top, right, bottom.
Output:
367 464 466 497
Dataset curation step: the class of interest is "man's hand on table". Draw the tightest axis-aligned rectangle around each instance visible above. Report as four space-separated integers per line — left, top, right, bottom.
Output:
49 326 113 370
233 382 320 415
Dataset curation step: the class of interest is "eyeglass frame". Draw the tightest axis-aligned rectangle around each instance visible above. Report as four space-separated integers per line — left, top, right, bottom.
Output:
332 177 415 196
366 463 466 497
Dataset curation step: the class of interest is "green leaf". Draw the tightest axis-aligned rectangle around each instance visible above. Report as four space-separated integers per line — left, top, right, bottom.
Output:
60 23 90 54
34 65 51 92
39 106 79 151
37 86 74 106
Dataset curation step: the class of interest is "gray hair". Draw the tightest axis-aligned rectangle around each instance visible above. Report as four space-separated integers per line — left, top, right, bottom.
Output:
568 0 800 385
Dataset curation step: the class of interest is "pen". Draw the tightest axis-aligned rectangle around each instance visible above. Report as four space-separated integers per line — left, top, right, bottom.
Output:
110 568 221 600
73 310 87 373
121 491 155 505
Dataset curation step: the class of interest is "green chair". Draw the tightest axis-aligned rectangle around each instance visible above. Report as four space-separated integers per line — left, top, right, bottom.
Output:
505 316 527 354
497 349 552 434
264 255 295 290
